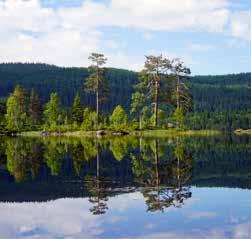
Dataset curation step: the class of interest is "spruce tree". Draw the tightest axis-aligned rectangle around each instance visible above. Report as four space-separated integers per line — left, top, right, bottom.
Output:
43 92 61 127
29 89 42 125
72 92 83 125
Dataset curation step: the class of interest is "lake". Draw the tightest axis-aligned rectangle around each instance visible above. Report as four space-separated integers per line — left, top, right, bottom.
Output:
0 135 250 239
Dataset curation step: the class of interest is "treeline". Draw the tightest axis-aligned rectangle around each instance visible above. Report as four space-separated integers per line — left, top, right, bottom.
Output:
1 54 193 132
0 63 250 112
3 85 167 132
0 57 250 131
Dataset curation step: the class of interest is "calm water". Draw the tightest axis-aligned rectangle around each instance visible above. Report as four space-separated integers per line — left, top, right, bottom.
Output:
0 135 250 239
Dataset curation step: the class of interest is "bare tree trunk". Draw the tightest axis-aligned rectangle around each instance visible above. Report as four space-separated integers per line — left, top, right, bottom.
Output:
154 80 159 127
177 75 180 109
96 90 99 129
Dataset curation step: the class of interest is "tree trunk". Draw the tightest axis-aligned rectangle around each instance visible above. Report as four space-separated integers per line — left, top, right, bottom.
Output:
96 90 99 129
177 75 180 109
154 80 159 127
139 115 142 130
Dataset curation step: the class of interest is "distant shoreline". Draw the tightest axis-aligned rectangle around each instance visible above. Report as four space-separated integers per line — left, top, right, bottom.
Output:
9 129 222 138
3 129 251 138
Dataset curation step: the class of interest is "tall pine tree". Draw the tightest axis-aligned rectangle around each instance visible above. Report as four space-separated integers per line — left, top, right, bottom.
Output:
138 55 172 127
85 53 108 129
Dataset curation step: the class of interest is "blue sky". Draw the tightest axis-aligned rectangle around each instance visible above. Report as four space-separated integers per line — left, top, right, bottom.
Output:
1 0 251 75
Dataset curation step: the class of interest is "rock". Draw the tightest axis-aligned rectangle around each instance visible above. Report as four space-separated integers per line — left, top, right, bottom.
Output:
167 123 174 128
41 130 48 136
112 131 129 136
97 130 106 137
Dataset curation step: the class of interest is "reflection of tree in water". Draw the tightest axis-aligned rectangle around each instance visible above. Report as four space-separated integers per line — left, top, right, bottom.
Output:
132 138 192 212
71 138 97 176
84 141 109 215
109 137 138 162
43 139 66 176
5 138 43 182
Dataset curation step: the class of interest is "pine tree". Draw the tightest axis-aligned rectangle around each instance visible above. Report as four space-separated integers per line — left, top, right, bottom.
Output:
29 89 42 125
72 92 83 125
138 55 172 127
131 92 147 130
171 59 192 112
12 85 28 114
85 53 108 129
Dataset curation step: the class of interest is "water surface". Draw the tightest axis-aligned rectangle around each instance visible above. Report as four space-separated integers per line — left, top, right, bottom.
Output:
0 135 250 239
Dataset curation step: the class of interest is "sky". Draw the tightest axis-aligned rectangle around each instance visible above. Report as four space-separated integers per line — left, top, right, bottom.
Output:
0 189 251 239
1 0 251 75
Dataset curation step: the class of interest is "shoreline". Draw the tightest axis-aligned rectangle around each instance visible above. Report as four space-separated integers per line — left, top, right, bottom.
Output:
11 129 222 138
2 128 250 138
234 129 251 135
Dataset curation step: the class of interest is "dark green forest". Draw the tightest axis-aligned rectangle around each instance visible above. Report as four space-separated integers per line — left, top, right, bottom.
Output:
0 63 250 130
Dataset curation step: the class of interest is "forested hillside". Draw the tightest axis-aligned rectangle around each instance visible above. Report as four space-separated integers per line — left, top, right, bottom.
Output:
0 63 250 130
191 74 251 112
0 63 138 112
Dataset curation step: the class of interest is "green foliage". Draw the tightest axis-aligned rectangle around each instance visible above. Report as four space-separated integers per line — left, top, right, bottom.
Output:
72 92 83 125
0 63 250 131
137 55 173 127
110 105 128 131
131 92 147 129
5 85 30 131
43 92 61 128
44 139 65 176
85 53 109 128
173 107 185 129
81 108 97 130
171 59 191 112
109 138 129 161
29 89 42 126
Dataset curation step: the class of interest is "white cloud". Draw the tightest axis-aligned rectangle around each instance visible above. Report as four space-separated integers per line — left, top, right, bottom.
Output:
187 43 215 51
0 29 101 66
106 52 144 71
229 11 251 40
0 0 250 70
58 0 230 32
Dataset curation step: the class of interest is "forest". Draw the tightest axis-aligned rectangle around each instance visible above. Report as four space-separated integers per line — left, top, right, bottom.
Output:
0 54 250 132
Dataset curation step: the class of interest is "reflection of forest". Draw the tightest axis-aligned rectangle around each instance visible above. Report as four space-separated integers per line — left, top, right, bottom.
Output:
0 135 250 203
132 139 192 212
